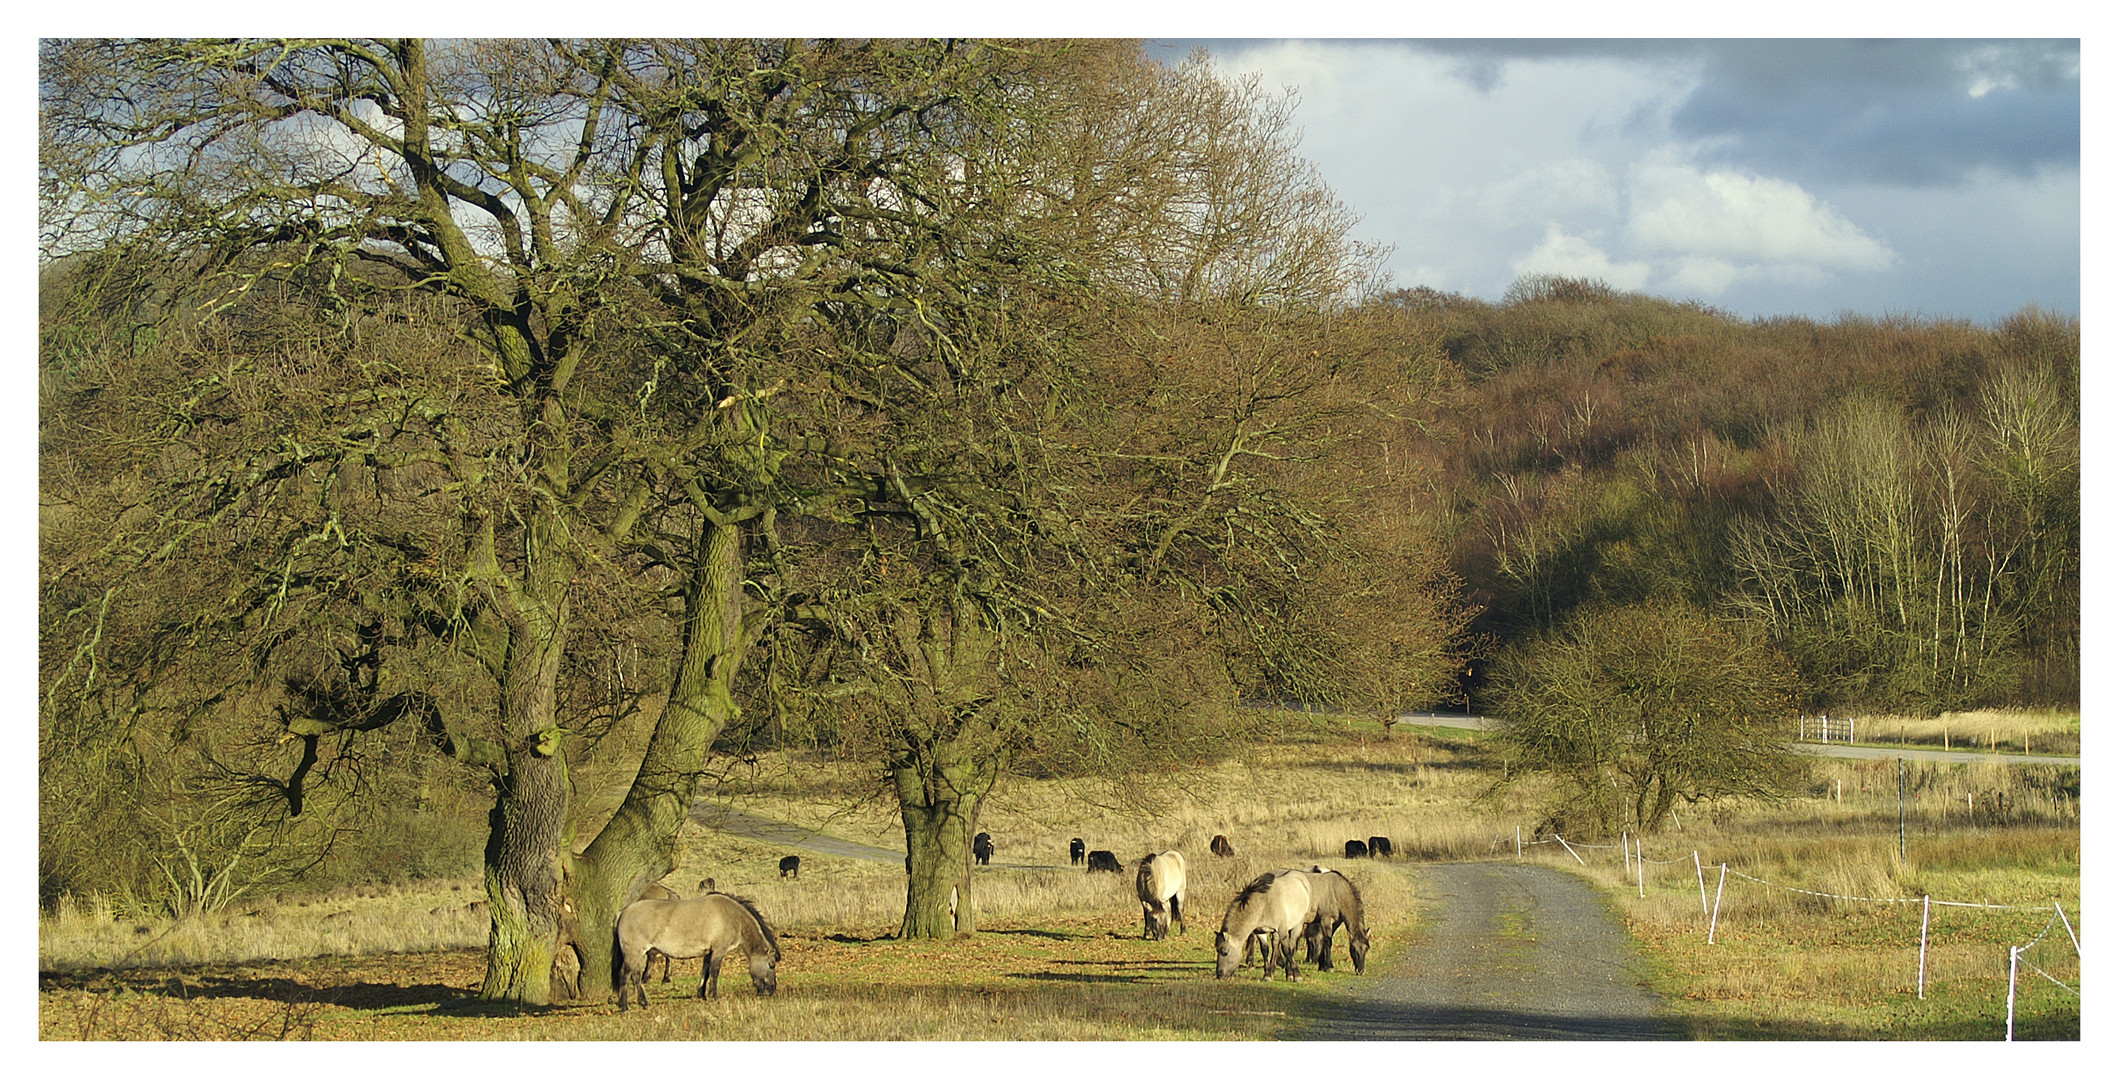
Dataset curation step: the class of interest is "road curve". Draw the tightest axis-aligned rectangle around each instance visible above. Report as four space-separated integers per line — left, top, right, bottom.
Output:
1286 862 1680 1040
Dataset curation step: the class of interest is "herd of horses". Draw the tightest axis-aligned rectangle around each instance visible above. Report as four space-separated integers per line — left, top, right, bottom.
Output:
609 832 1379 1006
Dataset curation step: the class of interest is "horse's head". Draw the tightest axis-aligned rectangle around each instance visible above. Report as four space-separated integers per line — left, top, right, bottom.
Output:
1213 930 1243 979
748 949 779 996
1348 925 1371 975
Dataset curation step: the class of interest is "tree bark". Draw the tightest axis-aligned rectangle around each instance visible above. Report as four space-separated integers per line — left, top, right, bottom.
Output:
476 567 574 1004
894 739 996 939
568 517 751 999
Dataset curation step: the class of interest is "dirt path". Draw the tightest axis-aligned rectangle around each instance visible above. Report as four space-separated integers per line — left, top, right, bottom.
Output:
1286 862 1681 1040
698 804 1680 1040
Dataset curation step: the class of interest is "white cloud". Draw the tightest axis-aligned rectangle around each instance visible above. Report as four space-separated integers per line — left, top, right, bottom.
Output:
1625 159 1896 273
1509 225 1652 290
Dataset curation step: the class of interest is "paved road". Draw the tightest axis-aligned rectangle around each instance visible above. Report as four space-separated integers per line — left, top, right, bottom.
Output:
1286 862 1680 1040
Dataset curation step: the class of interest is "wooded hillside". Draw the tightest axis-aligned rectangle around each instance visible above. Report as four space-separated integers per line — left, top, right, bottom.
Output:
1399 277 2077 713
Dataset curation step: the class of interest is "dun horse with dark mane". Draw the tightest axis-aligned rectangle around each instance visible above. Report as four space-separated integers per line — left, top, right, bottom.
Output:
1300 867 1370 973
615 893 780 1007
1215 870 1312 980
1134 850 1187 940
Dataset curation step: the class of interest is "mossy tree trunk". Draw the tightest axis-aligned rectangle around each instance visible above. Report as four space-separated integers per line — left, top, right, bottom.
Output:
895 739 998 939
567 515 754 999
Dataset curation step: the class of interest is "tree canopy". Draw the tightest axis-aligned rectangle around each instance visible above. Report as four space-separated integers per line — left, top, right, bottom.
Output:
41 37 1473 995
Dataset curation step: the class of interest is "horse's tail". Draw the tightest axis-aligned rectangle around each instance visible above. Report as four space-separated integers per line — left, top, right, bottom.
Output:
610 917 630 992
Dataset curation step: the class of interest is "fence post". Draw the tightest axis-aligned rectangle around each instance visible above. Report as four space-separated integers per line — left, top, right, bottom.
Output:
2006 945 2020 1041
1917 895 1931 999
1554 834 1585 866
1708 863 1728 943
1515 826 1521 858
1694 851 1708 915
1637 839 1645 899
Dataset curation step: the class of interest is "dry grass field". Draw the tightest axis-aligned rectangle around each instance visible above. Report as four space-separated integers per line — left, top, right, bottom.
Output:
39 711 2079 1040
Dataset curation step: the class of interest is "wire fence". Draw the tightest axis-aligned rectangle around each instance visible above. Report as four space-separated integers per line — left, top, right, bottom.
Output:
1492 825 2079 1041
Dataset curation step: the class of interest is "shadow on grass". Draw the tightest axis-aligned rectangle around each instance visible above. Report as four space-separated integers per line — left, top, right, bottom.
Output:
1007 956 1214 984
37 967 588 1019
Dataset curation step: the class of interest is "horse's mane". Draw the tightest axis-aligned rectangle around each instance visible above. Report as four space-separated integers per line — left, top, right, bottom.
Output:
1232 871 1280 906
721 893 781 961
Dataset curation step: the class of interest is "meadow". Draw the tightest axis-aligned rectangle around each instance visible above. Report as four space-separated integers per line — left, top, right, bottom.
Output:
38 713 2079 1040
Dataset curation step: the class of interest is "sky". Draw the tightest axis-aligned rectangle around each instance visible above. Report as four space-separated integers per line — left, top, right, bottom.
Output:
1168 38 2080 323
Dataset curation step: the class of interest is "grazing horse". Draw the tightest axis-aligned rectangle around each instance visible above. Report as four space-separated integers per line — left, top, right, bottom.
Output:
778 855 801 879
1216 870 1312 980
1300 867 1371 974
615 893 779 1008
1070 838 1086 865
1210 834 1236 858
1134 850 1188 940
1086 849 1123 873
637 882 682 983
1343 839 1369 859
1367 836 1393 859
973 832 994 866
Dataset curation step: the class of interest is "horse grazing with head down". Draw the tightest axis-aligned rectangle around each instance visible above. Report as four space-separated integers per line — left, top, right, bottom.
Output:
1215 870 1312 980
615 893 780 1008
1210 834 1235 857
1300 867 1371 974
636 882 682 983
1134 850 1187 940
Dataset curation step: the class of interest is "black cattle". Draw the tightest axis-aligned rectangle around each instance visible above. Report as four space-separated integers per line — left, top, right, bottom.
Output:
778 855 801 879
1343 839 1369 859
1069 838 1086 865
1210 834 1236 857
1086 849 1123 873
1367 836 1393 858
973 832 994 866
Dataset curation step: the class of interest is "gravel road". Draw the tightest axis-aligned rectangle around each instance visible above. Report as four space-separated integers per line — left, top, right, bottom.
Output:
1285 862 1681 1040
699 803 1681 1040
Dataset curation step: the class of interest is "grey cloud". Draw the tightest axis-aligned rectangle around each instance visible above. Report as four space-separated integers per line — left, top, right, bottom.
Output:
1195 39 2079 186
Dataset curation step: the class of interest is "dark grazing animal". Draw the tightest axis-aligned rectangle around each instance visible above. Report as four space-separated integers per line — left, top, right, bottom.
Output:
1215 870 1312 980
1086 849 1123 873
1300 867 1371 973
778 855 801 879
615 893 779 1007
1070 838 1086 865
1343 839 1369 859
1134 850 1188 940
1210 834 1236 857
973 832 994 866
1367 836 1393 859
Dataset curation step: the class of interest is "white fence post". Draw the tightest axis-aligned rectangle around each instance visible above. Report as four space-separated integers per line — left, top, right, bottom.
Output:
1555 834 1585 866
1708 863 1728 943
1694 851 1708 915
1917 895 1931 999
2006 945 2020 1041
1515 826 1521 858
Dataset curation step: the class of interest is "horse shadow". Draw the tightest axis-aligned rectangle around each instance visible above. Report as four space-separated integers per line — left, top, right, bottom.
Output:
1008 957 1210 984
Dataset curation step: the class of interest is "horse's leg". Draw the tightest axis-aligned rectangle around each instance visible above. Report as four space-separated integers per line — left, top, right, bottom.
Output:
1171 895 1183 936
1278 928 1302 981
618 950 643 1011
703 946 726 999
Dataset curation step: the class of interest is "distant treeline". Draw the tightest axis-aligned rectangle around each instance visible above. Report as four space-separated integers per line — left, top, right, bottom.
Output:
1396 276 2078 712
